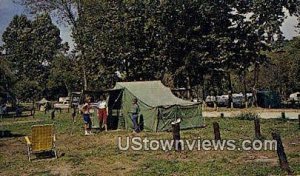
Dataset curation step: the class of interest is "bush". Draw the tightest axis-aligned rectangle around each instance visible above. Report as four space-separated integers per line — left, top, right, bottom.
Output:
236 111 260 120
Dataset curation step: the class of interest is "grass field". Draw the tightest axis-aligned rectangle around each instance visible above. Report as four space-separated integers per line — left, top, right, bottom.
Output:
0 111 299 176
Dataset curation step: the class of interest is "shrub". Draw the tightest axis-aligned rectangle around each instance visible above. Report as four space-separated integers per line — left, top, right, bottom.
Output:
236 111 259 120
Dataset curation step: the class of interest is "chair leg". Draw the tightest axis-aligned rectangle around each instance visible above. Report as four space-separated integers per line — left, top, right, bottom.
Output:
27 147 31 161
53 149 58 159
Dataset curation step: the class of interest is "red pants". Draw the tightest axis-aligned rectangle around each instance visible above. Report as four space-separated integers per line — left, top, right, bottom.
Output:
98 109 107 124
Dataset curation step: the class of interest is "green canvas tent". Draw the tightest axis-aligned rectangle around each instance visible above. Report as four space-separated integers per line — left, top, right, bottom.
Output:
114 81 203 132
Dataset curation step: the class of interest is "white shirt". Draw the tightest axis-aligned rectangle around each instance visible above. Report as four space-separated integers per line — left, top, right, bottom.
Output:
97 100 107 109
82 103 90 114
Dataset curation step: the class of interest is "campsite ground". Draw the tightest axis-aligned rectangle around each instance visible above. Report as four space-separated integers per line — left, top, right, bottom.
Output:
0 110 299 176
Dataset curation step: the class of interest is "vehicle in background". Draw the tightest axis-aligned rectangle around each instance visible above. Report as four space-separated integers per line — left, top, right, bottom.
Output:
58 97 69 103
289 92 300 101
205 93 253 108
54 96 81 109
205 95 217 106
54 100 70 109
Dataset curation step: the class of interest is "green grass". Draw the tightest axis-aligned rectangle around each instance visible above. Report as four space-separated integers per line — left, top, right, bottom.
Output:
0 110 299 175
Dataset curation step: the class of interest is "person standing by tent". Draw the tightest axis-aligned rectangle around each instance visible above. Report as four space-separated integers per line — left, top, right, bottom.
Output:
130 98 140 133
81 97 93 135
97 95 108 131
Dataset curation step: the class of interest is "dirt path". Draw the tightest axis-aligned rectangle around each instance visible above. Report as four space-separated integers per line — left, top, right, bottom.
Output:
203 109 300 119
0 119 43 125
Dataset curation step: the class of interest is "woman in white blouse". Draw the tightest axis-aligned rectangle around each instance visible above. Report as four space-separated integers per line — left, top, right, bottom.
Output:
97 95 108 131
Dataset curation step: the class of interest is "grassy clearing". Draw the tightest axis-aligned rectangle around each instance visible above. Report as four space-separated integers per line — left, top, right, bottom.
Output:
0 111 299 176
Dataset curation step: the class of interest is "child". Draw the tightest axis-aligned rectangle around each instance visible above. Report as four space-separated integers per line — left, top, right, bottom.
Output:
81 98 93 135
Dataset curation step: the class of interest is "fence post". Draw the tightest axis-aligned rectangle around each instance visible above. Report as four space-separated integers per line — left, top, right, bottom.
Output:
202 102 205 111
32 100 35 118
172 120 181 151
298 114 300 129
213 122 221 141
220 113 224 118
213 102 217 111
72 107 76 122
254 118 261 139
272 132 292 175
32 107 35 118
51 110 55 120
281 112 285 119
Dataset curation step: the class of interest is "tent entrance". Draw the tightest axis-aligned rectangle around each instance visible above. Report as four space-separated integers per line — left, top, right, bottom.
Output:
107 89 123 130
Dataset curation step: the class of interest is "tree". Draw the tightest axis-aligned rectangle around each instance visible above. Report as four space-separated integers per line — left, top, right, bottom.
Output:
48 53 82 98
17 0 91 90
259 37 300 97
16 0 300 101
2 14 63 100
0 55 16 104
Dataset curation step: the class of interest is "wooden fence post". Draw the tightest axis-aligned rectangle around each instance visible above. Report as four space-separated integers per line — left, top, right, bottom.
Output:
172 121 181 151
213 122 221 141
220 113 224 118
213 102 217 111
72 107 76 122
298 114 300 129
272 132 292 175
281 112 285 119
51 110 55 120
254 118 262 139
32 100 35 118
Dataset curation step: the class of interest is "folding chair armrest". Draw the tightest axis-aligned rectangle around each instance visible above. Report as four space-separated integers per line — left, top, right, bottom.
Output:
25 136 31 145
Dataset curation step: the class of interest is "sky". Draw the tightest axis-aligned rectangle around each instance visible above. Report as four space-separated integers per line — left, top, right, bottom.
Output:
0 0 299 51
0 0 74 49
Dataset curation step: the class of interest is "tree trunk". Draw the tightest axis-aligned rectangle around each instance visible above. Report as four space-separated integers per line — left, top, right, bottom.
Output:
227 72 233 108
243 70 248 106
83 64 88 91
202 74 206 102
77 1 88 91
186 75 191 100
252 62 259 107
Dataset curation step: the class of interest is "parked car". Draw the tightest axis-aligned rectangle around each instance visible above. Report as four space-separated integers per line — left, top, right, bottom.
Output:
205 93 253 108
54 101 70 109
289 92 300 101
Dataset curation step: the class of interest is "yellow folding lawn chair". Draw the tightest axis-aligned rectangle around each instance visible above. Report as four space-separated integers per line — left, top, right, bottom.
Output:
24 124 57 161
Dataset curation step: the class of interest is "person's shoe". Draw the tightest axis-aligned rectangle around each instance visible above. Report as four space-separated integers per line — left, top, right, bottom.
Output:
89 131 94 135
85 131 90 136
